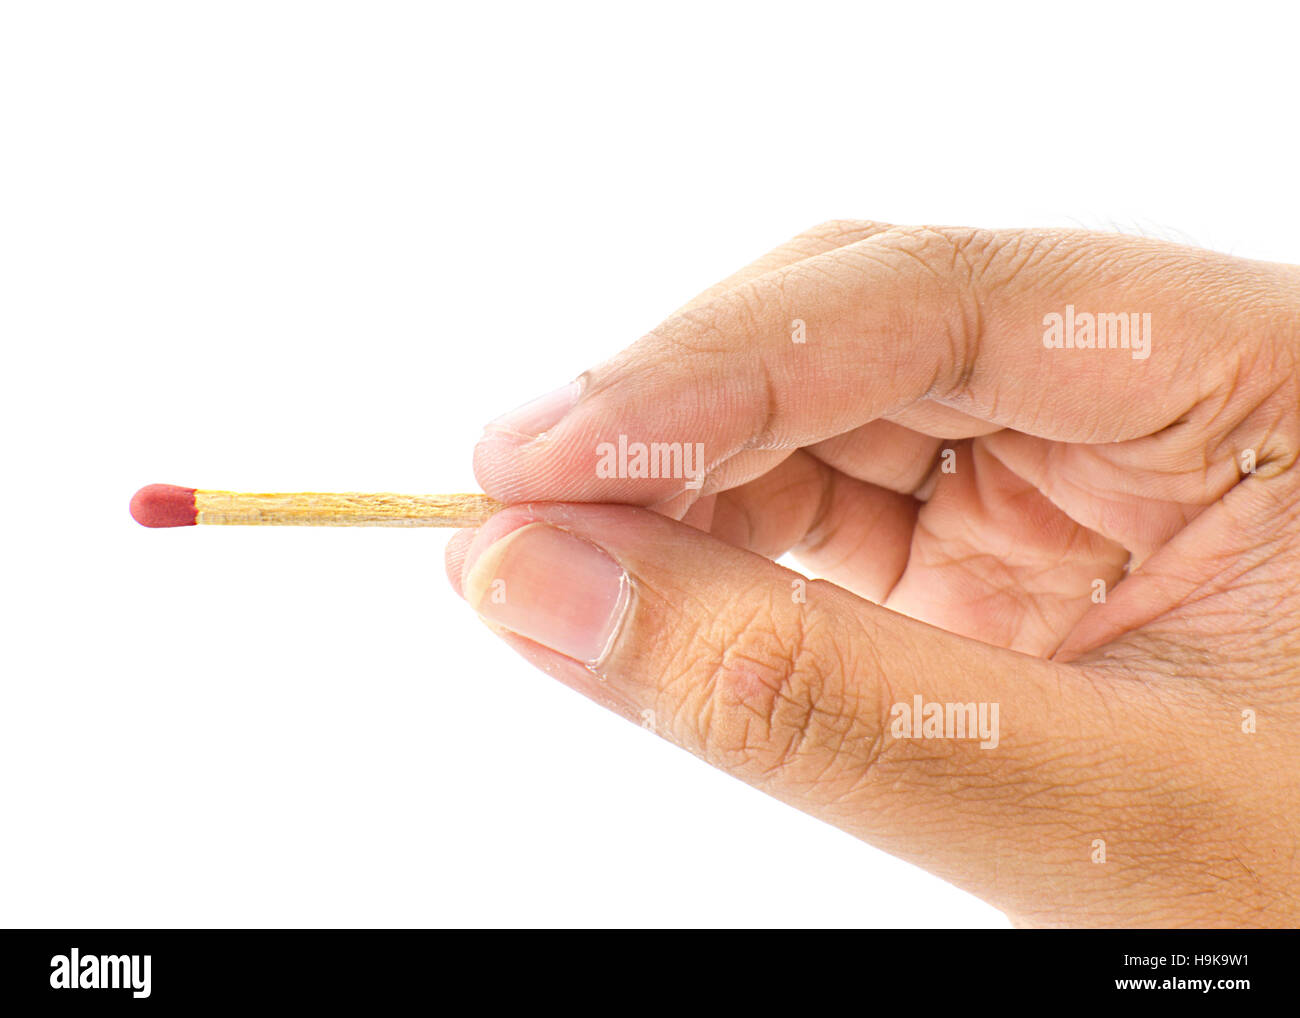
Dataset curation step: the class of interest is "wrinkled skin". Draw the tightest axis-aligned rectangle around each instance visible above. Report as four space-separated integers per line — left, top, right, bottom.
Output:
449 221 1300 927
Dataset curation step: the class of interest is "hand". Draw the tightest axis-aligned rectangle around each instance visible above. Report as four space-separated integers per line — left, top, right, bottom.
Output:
447 221 1300 927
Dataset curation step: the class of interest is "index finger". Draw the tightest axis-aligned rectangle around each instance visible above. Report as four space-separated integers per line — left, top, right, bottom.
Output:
475 225 1296 504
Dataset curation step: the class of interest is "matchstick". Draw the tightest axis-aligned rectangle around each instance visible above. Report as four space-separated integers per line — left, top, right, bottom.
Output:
130 484 503 529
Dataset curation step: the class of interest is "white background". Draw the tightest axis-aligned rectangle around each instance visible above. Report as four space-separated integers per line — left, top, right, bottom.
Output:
2 1 1296 927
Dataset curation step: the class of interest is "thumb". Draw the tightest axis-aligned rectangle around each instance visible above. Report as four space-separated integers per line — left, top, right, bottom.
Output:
452 503 1169 918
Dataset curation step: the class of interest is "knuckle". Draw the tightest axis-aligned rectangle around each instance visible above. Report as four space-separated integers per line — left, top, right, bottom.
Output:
677 585 886 788
657 280 776 359
800 218 890 243
868 225 991 396
970 228 1109 315
652 303 738 359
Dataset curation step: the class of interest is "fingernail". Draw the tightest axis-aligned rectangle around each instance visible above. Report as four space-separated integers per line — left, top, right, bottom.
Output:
483 380 581 440
463 522 629 664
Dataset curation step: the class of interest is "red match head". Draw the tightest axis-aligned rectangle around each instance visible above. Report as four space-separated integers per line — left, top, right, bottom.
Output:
130 484 197 528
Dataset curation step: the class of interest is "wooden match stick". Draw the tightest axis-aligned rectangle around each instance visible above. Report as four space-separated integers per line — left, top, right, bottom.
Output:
130 484 504 529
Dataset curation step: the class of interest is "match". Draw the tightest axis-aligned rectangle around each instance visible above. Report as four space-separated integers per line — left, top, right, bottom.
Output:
130 484 503 529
